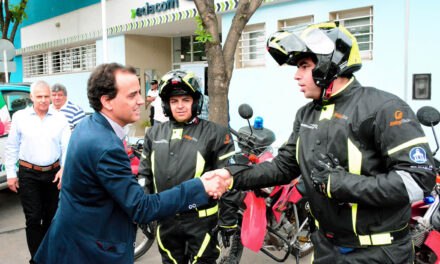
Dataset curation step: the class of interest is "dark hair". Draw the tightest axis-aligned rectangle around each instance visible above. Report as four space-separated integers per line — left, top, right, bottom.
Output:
150 80 158 85
87 63 136 111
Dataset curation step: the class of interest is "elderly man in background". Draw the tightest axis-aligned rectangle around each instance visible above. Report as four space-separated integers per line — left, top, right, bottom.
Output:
5 80 70 263
50 83 85 130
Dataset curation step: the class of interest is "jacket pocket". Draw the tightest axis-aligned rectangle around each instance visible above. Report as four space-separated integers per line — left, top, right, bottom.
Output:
79 238 128 263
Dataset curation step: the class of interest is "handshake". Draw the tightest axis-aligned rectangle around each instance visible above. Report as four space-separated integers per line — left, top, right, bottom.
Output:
200 169 232 199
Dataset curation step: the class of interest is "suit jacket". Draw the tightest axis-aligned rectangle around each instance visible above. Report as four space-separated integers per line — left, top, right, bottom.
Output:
35 112 208 264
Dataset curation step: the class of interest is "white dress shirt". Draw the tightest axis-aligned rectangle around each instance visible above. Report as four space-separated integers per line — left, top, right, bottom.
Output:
5 107 71 179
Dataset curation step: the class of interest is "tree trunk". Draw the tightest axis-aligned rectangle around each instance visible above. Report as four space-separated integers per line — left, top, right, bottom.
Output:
184 0 263 126
206 42 229 125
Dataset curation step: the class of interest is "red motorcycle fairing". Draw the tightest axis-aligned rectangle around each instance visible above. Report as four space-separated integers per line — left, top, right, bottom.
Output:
124 141 140 175
425 230 440 264
271 184 304 223
241 192 267 252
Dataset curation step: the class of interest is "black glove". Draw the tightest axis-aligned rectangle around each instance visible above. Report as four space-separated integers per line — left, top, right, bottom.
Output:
310 153 342 197
214 225 237 248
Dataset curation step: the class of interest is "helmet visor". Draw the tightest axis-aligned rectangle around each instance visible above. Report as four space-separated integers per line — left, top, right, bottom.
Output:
276 29 335 65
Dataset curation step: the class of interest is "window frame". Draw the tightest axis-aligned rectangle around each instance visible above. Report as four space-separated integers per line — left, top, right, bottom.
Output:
23 43 96 78
236 23 266 69
330 6 374 60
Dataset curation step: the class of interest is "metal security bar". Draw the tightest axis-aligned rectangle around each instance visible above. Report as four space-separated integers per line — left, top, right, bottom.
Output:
237 25 266 68
23 43 96 77
331 6 373 59
279 15 314 33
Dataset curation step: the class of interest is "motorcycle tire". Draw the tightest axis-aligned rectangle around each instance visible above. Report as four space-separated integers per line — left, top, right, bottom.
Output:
134 221 157 260
217 231 244 264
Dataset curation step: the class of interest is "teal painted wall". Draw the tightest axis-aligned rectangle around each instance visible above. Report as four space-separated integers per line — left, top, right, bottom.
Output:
9 0 99 82
22 0 100 26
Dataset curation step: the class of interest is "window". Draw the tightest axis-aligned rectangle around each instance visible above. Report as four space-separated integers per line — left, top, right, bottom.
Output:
172 36 209 66
278 15 314 33
413 74 431 100
23 54 49 77
330 6 373 59
237 23 265 68
23 43 96 77
3 91 32 117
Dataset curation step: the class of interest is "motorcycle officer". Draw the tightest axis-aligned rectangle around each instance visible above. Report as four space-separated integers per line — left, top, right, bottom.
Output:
138 70 239 263
208 22 436 263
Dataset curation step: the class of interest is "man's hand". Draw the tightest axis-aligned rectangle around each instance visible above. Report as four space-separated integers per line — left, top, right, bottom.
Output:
202 169 232 188
7 178 19 193
200 169 232 199
310 153 342 197
53 167 63 190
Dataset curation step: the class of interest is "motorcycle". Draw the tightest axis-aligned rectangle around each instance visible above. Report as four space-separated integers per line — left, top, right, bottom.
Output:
411 106 440 264
217 104 313 264
125 139 157 260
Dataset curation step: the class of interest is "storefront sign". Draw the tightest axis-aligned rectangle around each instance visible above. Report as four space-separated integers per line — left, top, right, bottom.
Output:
131 0 179 19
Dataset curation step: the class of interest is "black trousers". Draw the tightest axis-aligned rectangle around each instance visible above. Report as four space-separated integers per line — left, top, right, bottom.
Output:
150 106 155 126
18 165 60 262
311 230 414 264
157 213 219 264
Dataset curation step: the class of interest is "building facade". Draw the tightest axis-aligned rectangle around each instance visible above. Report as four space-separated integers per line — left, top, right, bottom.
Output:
12 0 439 155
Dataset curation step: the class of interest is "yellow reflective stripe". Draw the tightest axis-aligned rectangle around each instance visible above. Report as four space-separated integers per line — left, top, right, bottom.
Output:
319 104 335 121
197 204 218 218
387 137 429 155
219 224 237 229
347 138 362 236
228 177 234 190
359 223 408 246
338 27 362 68
219 151 235 161
157 225 178 264
359 234 371 246
348 139 362 175
351 203 358 236
151 151 158 193
271 31 292 54
171 128 183 140
359 233 392 246
326 174 332 198
314 219 319 229
194 152 205 178
182 72 197 93
192 233 211 264
141 152 147 159
296 137 300 166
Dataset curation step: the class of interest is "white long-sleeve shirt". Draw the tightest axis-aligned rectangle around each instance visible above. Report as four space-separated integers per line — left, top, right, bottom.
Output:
4 107 71 179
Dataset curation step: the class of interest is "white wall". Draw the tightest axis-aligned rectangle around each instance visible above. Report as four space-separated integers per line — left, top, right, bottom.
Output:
23 35 126 113
20 0 199 47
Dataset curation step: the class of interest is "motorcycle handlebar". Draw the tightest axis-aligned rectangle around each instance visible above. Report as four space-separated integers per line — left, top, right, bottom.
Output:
229 127 257 153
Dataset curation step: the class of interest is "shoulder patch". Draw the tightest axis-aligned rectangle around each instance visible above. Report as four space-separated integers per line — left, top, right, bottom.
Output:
409 147 427 164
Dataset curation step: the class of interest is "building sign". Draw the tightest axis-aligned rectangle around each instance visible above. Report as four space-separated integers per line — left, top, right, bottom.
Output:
131 0 179 19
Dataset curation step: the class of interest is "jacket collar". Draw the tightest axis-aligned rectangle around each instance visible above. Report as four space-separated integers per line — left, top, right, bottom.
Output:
323 77 360 104
92 112 126 140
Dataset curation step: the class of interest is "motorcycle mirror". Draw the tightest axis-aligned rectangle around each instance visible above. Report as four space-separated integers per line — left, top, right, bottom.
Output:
238 104 253 120
417 106 440 127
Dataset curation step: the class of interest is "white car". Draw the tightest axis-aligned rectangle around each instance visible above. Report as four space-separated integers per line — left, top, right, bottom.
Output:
0 83 31 190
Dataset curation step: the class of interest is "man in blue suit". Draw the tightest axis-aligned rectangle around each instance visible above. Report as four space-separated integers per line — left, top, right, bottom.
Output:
34 63 230 264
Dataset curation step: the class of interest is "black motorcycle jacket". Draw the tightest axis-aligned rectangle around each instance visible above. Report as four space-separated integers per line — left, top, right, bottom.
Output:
138 118 238 226
230 78 436 247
